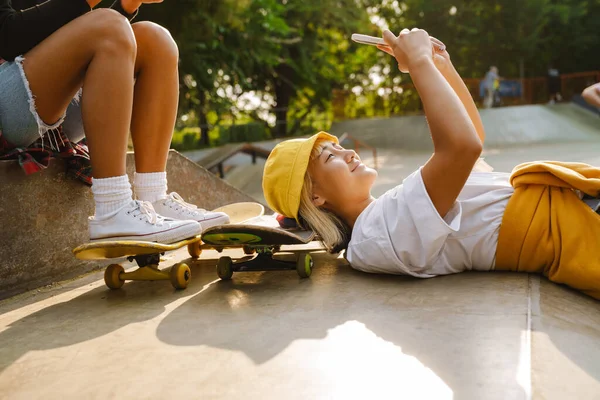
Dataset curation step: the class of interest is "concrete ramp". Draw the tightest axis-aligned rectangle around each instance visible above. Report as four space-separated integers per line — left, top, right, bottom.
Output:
330 103 600 151
0 150 260 299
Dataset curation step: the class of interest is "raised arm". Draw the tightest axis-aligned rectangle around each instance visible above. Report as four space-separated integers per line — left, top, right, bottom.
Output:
378 37 486 144
582 82 600 107
430 37 486 145
383 29 482 218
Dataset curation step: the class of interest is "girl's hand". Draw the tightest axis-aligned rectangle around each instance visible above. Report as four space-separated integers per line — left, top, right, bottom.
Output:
121 0 163 14
382 28 433 73
377 35 449 73
582 83 600 107
430 36 451 73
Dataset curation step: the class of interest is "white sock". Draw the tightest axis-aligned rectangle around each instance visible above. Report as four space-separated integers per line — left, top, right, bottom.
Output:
133 171 168 203
91 175 133 218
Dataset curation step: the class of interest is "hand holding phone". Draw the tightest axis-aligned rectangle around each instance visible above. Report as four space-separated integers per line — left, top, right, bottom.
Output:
351 34 387 46
352 33 446 52
353 32 448 73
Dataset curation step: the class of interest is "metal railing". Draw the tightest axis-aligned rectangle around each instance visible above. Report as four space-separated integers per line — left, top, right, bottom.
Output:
338 132 378 170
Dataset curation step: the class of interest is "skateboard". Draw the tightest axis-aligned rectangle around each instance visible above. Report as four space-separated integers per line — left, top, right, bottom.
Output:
186 202 265 258
201 215 319 280
73 236 204 290
72 202 265 290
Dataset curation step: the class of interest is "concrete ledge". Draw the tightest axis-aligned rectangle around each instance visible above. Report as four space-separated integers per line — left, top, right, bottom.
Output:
0 150 259 299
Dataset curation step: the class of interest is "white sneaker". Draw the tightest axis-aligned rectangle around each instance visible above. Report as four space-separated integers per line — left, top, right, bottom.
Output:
152 192 230 229
89 200 202 243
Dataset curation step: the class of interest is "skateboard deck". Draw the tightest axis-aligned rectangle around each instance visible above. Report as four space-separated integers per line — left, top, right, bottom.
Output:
201 215 315 246
73 235 202 260
73 236 202 290
201 215 320 280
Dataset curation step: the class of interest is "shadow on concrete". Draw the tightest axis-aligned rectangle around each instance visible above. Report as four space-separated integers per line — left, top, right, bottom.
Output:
154 255 537 398
1 254 599 398
0 256 216 373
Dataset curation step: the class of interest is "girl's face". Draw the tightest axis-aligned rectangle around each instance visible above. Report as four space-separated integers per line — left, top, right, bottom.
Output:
307 142 377 211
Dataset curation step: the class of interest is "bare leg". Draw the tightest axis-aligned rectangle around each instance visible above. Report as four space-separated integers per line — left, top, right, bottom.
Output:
22 9 136 178
130 22 179 173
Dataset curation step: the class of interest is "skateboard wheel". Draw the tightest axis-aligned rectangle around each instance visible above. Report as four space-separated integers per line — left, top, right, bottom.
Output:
104 264 125 289
217 257 233 280
187 241 202 258
170 263 191 290
243 245 255 255
296 253 313 278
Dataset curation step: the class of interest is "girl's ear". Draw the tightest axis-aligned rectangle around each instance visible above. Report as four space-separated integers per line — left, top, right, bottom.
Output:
311 194 325 207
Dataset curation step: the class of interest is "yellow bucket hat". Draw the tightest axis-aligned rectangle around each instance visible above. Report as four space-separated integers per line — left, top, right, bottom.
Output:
262 131 339 221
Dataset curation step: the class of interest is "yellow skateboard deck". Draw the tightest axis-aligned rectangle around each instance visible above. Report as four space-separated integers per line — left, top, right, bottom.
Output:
73 236 202 291
73 235 202 260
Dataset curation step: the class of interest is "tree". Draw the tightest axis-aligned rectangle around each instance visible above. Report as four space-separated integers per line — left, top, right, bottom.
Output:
139 0 288 144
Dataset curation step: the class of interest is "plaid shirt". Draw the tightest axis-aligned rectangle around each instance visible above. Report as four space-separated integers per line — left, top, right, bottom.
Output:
0 125 92 185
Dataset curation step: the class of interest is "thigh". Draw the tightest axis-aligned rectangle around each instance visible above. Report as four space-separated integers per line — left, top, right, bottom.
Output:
22 9 134 125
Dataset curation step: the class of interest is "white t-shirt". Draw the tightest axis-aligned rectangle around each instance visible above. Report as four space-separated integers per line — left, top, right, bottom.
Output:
346 168 514 278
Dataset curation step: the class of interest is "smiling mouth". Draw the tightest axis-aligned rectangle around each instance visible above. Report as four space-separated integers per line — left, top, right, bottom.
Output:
351 162 362 172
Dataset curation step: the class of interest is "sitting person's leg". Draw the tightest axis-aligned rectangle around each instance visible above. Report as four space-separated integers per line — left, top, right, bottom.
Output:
128 22 229 229
18 10 201 242
61 97 85 144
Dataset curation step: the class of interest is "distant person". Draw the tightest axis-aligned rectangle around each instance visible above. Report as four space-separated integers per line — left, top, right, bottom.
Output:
492 75 502 107
547 65 562 104
482 66 499 108
582 82 600 108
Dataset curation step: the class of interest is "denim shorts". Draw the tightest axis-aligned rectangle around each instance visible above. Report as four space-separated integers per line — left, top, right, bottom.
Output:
0 56 85 148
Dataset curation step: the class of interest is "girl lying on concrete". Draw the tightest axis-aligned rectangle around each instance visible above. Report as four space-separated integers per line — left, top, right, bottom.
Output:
0 0 229 242
262 28 600 300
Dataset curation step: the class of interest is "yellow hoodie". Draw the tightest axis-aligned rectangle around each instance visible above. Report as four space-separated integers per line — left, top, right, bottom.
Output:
495 161 600 299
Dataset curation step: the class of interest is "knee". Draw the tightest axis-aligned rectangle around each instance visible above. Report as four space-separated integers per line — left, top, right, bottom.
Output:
92 9 137 59
132 22 179 64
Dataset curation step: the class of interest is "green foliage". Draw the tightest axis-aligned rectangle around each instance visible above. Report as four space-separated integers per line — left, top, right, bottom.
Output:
170 127 218 151
376 0 600 78
217 123 270 145
131 0 598 148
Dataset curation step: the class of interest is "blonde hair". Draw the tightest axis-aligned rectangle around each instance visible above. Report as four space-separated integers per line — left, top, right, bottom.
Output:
297 140 350 253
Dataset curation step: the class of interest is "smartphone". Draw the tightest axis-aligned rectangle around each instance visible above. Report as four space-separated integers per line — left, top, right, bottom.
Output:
351 33 446 51
351 34 386 47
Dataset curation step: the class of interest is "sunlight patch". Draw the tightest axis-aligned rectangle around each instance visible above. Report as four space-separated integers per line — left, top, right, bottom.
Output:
312 320 453 399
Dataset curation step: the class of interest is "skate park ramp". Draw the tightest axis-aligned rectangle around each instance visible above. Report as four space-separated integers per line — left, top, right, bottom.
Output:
329 103 600 151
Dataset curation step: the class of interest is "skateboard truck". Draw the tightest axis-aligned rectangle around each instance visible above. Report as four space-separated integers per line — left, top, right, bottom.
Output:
216 247 314 280
201 214 319 281
127 253 162 268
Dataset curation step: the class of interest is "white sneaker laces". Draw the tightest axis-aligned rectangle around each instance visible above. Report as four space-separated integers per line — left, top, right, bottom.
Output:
129 200 162 225
164 192 206 215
